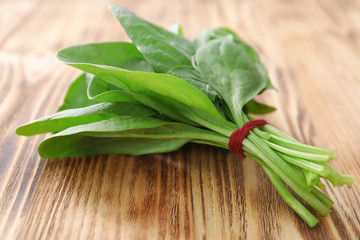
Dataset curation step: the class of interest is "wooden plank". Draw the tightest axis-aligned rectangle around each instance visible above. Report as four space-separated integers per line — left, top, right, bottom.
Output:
0 0 359 239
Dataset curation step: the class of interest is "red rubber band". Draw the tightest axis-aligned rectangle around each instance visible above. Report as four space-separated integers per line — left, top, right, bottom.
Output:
228 119 268 158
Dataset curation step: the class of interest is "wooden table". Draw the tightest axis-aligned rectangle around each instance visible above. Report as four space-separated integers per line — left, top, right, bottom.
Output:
1 0 359 239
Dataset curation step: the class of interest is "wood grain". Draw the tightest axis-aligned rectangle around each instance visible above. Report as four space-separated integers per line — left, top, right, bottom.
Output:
1 0 359 239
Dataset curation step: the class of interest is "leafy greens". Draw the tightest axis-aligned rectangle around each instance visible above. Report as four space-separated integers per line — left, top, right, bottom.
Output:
16 5 353 228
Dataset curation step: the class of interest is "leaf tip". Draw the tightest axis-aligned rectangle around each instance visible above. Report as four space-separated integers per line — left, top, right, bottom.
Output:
108 4 117 11
15 127 22 135
15 125 28 136
108 5 127 15
55 49 66 63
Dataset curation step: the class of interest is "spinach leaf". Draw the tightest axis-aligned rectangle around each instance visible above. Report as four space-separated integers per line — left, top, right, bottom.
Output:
86 74 206 126
108 7 233 122
84 122 228 144
110 6 194 73
57 42 153 72
38 116 228 158
59 42 154 110
194 28 275 91
58 73 97 111
194 38 269 126
16 102 155 136
57 48 236 135
86 74 137 103
86 75 214 124
108 11 275 118
167 65 219 102
245 99 276 115
97 8 231 119
39 137 189 158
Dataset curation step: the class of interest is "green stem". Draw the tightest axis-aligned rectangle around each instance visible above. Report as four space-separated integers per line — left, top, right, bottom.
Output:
245 151 319 228
244 134 311 192
262 125 298 143
263 165 319 227
253 128 271 140
319 164 354 187
303 169 320 187
277 152 325 175
311 188 334 209
341 174 354 186
267 134 336 160
282 157 334 209
264 140 329 162
243 133 330 216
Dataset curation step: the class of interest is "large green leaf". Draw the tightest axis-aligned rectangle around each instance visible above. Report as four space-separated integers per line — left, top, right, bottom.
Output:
16 102 155 136
39 137 189 158
85 74 199 125
57 42 153 71
194 38 269 126
109 6 224 105
62 11 225 116
109 6 194 73
194 28 276 117
37 116 169 157
108 10 274 118
194 28 275 91
59 42 153 110
37 116 228 158
57 48 236 135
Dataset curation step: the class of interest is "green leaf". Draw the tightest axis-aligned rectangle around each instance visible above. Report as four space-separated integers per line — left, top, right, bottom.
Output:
59 73 97 111
86 75 201 125
86 75 193 124
56 42 153 72
194 28 275 91
16 102 155 136
244 99 276 115
84 122 229 145
109 7 226 109
40 137 189 158
59 41 154 110
167 65 219 102
38 116 228 158
109 5 195 73
57 48 236 135
86 74 137 103
194 38 269 126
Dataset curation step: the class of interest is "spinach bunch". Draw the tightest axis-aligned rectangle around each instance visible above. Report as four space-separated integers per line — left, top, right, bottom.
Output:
16 6 353 227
